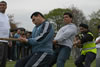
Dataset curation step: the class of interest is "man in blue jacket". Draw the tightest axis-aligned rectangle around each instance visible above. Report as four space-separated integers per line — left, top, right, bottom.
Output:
15 12 54 67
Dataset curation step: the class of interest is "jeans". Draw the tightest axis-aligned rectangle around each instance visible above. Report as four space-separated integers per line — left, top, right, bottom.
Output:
49 45 71 67
56 45 71 67
96 48 100 67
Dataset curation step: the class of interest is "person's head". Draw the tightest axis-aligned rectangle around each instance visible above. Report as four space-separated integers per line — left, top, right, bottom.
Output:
63 12 73 24
16 28 21 34
30 12 45 26
0 1 7 13
20 28 25 35
79 23 88 33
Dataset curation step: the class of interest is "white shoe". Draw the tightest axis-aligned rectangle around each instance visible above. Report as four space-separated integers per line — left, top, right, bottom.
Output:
9 60 13 62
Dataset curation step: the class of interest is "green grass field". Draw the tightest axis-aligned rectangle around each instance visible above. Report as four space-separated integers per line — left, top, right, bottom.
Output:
6 57 96 67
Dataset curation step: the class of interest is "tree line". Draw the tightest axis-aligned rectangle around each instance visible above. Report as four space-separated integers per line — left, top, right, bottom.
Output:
9 6 100 38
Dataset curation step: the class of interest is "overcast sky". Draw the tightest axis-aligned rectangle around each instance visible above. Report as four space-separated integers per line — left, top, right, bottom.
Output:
3 0 100 31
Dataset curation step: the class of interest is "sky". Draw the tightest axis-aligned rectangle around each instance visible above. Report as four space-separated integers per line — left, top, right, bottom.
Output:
2 0 100 31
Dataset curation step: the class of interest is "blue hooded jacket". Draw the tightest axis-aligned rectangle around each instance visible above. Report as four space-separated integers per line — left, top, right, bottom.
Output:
28 21 54 54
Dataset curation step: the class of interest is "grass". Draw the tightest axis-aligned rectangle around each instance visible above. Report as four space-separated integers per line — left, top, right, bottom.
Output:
6 61 16 67
6 57 96 67
53 57 96 67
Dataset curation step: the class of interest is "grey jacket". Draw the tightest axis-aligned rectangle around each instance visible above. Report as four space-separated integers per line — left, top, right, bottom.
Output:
54 23 77 48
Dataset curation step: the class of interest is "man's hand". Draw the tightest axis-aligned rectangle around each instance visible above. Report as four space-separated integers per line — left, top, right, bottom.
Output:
18 37 28 43
53 40 57 45
73 39 82 48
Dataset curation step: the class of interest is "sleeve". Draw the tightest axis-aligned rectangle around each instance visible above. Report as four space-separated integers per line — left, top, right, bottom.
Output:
28 22 54 46
55 26 76 42
80 33 93 44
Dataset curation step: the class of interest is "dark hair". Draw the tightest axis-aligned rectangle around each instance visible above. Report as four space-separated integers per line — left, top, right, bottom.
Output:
16 28 25 31
79 23 88 29
0 1 7 5
98 25 100 29
30 12 44 19
64 12 73 18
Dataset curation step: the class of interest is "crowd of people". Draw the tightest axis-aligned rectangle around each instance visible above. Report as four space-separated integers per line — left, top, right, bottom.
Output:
8 28 32 61
0 1 100 67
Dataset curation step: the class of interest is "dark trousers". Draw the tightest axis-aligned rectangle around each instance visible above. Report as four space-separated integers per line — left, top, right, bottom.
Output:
8 46 12 60
16 45 22 60
0 42 8 67
11 44 16 61
15 52 53 67
75 52 96 67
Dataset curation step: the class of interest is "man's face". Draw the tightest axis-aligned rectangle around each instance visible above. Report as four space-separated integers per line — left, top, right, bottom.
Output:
63 15 72 24
31 15 40 25
79 27 87 33
17 29 21 34
0 2 7 13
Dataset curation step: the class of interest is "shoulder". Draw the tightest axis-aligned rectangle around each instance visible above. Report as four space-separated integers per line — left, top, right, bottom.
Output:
65 23 77 30
41 21 52 28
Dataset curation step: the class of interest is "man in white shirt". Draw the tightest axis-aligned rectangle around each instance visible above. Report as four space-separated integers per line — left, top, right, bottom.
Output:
96 25 100 67
53 12 77 67
0 1 10 67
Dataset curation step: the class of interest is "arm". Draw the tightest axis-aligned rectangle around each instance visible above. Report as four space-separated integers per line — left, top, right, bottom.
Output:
80 33 93 44
96 39 100 44
95 36 100 44
55 26 77 43
73 35 82 48
20 22 54 46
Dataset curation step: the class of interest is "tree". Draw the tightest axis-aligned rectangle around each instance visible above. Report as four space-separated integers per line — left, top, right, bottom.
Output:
45 8 71 31
44 7 87 31
70 6 87 26
88 9 100 37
